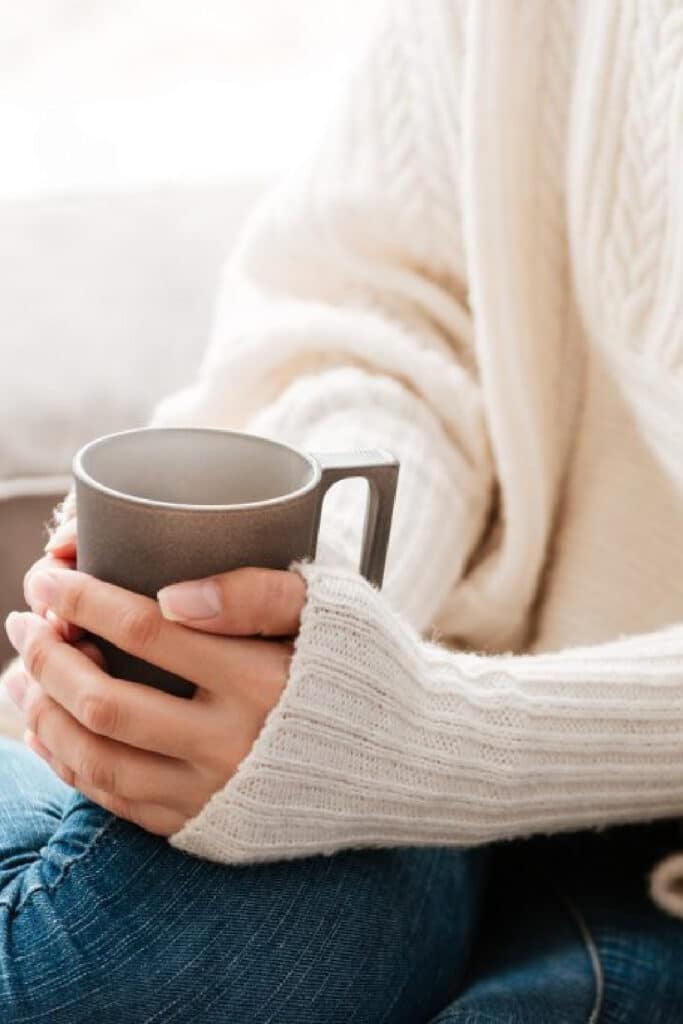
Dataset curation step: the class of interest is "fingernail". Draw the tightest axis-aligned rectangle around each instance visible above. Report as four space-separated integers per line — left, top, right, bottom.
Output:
4 669 27 709
157 580 222 621
45 518 77 551
26 571 58 609
5 612 28 651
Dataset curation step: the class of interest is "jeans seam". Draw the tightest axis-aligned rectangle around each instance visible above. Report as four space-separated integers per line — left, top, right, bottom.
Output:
0 813 120 920
555 886 604 1024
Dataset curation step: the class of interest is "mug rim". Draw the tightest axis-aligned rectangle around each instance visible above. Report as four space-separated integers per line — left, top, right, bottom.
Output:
72 426 322 512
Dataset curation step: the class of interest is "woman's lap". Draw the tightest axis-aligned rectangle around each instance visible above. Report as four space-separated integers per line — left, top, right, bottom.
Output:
2 737 683 1024
434 819 683 1023
0 737 484 1024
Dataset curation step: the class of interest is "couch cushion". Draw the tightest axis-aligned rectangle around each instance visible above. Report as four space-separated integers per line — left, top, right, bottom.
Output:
0 180 263 480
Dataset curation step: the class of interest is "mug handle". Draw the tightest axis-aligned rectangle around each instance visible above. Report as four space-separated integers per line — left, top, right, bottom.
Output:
311 450 399 588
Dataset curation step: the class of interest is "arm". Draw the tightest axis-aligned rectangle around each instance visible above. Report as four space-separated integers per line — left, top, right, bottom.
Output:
171 561 683 862
10 546 683 868
18 0 682 891
135 0 683 862
147 0 493 631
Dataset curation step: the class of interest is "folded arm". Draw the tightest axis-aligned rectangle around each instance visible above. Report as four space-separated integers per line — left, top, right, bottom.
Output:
27 0 683 900
171 561 683 863
147 0 492 632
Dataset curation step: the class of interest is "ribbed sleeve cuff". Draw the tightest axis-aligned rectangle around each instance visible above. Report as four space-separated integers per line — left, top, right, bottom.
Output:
170 562 683 888
168 561 427 863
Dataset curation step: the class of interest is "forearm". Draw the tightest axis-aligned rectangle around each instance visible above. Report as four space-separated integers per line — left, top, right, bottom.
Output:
170 563 683 864
145 0 490 632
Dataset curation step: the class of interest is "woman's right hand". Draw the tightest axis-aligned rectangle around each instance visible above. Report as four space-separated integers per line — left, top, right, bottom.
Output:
24 506 82 643
2 506 103 731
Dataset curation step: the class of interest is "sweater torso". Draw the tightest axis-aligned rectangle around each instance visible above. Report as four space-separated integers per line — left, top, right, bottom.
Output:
533 344 683 652
146 0 683 915
436 0 683 655
535 0 683 652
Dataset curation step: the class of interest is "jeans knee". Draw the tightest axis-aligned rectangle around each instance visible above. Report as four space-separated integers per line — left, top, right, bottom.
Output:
0 844 488 1023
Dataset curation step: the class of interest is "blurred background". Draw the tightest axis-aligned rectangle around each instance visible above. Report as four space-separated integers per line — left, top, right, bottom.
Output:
0 0 380 669
1 0 379 197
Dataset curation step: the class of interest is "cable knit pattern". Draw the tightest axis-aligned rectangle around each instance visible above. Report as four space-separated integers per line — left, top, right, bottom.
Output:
140 0 683 914
148 0 494 636
602 1 681 345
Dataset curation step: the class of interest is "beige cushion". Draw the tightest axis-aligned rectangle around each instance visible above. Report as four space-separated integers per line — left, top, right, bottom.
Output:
0 177 265 670
0 179 265 732
0 179 264 481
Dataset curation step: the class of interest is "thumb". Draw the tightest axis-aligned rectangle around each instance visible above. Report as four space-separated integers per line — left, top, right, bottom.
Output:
156 566 306 637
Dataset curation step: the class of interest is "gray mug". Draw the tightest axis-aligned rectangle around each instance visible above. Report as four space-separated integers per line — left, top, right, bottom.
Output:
72 427 399 698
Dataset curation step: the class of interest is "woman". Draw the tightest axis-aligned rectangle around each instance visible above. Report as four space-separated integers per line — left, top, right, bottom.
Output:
2 1 683 1020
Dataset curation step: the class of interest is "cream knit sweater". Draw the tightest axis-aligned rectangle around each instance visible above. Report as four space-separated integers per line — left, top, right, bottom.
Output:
20 0 683 918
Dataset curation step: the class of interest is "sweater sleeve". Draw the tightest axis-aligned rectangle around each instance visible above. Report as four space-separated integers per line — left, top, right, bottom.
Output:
170 561 683 865
147 0 493 632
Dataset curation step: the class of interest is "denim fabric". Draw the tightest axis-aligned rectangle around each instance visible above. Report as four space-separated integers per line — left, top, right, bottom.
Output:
0 737 485 1023
1 735 682 1023
432 822 683 1024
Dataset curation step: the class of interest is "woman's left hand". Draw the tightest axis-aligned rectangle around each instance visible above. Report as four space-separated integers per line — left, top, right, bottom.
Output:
3 565 306 836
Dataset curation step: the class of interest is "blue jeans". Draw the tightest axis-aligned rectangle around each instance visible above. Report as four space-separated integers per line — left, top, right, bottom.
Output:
1 735 682 1023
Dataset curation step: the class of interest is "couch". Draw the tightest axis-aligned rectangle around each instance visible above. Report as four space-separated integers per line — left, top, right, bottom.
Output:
0 179 263 684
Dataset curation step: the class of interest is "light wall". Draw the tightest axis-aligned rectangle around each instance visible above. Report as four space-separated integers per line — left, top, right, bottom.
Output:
0 0 382 198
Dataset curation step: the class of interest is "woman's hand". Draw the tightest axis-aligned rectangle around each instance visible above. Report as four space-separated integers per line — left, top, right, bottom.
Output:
25 511 82 642
3 561 306 836
0 507 84 738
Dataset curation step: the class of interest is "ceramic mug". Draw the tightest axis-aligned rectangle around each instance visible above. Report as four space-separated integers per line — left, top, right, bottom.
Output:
72 427 399 698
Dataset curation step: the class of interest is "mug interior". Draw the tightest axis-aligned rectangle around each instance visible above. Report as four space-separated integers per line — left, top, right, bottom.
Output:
75 428 316 507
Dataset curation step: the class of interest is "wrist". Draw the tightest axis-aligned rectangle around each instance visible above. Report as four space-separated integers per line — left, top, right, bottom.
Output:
167 561 426 863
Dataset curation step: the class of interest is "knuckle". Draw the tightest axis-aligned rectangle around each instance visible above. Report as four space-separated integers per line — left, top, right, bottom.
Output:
98 790 139 826
147 814 178 838
184 727 215 767
26 692 51 735
276 641 293 681
127 804 151 830
79 691 119 737
109 796 133 822
260 572 287 631
24 561 69 607
78 748 114 793
53 760 76 788
203 745 239 783
23 634 49 683
59 578 85 623
119 605 161 654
